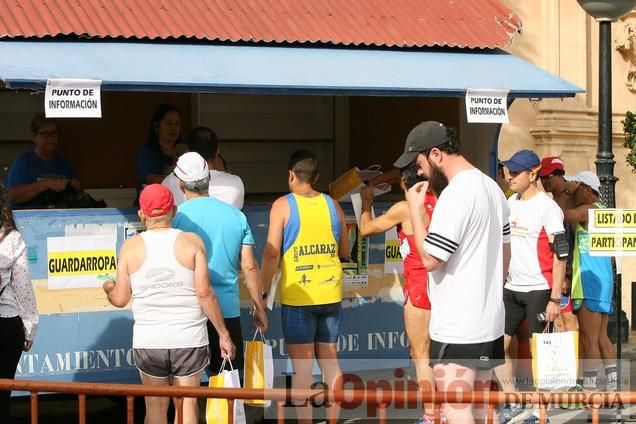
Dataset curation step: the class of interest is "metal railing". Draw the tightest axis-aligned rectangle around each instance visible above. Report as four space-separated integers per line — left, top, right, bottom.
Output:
0 378 628 423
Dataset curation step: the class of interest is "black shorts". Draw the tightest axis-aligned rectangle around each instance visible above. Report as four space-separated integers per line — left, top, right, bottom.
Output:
429 336 504 370
504 288 551 336
207 317 244 374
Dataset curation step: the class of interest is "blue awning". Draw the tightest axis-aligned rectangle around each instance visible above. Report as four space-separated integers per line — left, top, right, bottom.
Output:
0 40 583 97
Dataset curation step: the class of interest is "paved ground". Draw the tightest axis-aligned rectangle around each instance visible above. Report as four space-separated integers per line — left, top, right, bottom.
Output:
9 333 636 423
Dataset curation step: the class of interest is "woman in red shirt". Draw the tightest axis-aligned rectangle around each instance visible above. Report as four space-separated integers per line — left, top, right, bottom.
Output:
360 164 437 423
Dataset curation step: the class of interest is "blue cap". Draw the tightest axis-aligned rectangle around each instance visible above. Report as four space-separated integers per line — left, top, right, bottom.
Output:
501 150 541 172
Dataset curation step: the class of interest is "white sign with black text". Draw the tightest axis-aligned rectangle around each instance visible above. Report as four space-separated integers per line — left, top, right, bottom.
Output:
45 79 102 118
465 89 509 123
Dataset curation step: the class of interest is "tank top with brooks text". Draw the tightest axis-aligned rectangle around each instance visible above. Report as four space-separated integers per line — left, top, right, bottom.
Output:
280 193 343 306
130 229 208 349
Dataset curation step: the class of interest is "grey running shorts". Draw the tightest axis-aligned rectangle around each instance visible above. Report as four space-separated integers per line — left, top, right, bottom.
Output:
134 345 209 378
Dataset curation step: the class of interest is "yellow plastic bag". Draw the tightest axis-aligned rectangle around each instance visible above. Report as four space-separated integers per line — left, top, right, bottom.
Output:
206 359 246 424
243 329 274 406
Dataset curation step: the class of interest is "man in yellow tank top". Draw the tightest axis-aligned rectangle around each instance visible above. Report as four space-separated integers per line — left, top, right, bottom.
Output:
261 150 349 424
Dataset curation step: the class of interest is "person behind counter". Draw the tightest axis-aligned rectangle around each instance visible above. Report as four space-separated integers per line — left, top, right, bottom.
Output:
7 114 81 209
0 182 39 422
162 126 245 209
136 104 182 194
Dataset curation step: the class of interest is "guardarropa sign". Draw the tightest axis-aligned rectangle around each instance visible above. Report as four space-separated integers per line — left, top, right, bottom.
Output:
465 88 509 124
45 79 102 118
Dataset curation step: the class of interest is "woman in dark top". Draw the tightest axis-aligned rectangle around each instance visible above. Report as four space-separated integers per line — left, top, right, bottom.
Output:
136 104 182 194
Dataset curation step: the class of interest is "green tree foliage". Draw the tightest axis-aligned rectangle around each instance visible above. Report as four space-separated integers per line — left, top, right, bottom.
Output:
623 111 636 172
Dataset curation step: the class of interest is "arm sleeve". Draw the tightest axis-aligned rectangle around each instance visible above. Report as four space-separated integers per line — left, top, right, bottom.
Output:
423 191 465 262
544 201 566 235
241 213 255 245
235 177 245 210
11 234 39 341
7 154 32 188
136 146 160 185
502 197 511 243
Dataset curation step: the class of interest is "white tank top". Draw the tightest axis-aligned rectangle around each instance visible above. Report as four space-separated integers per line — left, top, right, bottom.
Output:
130 229 208 349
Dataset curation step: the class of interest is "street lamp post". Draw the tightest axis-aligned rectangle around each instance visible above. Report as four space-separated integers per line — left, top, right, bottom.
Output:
577 0 636 401
577 0 636 207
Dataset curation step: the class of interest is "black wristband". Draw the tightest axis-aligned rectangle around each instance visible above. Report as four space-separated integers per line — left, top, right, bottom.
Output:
549 297 560 305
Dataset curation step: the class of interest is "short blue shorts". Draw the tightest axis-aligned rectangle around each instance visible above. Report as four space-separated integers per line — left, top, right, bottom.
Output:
281 302 342 344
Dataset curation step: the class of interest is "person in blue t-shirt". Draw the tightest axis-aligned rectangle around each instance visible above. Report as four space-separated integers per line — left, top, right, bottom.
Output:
7 114 80 209
136 104 183 201
171 152 268 374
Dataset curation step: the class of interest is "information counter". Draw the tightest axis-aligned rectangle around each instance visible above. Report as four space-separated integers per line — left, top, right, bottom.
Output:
14 204 409 384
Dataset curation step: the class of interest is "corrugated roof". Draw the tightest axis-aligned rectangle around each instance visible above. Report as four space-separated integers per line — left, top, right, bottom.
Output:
0 0 522 49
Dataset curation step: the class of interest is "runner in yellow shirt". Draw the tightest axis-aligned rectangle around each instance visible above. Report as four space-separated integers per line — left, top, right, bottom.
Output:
261 150 349 424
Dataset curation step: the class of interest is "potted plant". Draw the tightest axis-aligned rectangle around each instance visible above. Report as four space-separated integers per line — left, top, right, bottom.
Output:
623 111 636 173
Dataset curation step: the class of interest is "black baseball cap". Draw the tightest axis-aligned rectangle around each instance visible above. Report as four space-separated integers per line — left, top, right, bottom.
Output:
393 121 451 168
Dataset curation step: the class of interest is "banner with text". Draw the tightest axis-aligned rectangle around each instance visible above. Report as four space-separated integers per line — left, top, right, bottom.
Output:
588 209 636 256
45 79 102 118
465 88 509 123
384 227 403 274
47 235 116 289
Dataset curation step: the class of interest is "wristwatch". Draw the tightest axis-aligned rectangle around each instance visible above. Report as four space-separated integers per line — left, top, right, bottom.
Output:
549 297 561 305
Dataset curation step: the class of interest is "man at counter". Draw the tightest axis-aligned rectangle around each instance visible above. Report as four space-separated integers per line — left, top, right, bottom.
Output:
7 114 81 208
261 150 349 424
162 126 245 209
103 184 235 424
171 152 267 375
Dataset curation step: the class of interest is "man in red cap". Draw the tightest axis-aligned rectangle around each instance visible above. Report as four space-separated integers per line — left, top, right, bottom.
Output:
103 184 235 424
539 156 578 334
539 156 567 204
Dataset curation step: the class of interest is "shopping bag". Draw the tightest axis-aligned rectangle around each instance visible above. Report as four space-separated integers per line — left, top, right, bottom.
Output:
243 329 274 407
329 165 391 202
265 271 280 311
206 359 246 424
531 326 579 390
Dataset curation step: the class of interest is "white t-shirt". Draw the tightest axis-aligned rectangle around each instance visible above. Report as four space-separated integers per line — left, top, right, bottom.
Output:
424 168 510 344
162 170 245 209
505 191 564 292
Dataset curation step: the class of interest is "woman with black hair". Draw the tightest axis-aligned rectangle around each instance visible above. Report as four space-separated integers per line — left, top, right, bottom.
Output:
0 182 39 422
136 104 182 192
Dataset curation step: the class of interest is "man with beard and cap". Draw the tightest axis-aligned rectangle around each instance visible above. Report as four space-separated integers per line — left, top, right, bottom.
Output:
103 184 235 424
396 121 511 424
